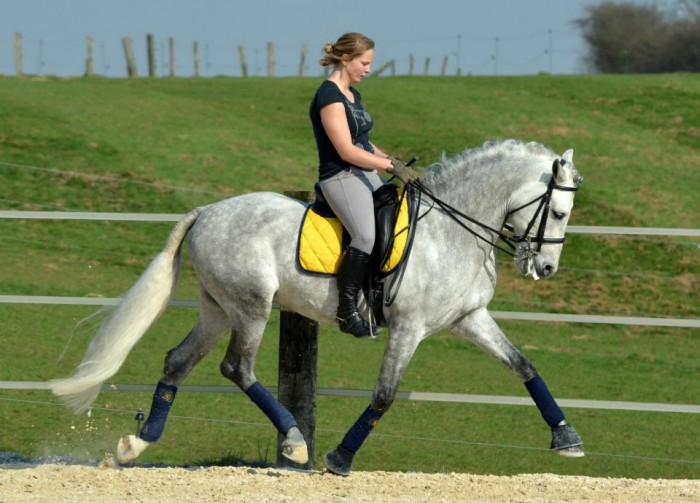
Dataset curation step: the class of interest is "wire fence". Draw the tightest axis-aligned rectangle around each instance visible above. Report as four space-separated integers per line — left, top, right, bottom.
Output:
6 29 584 79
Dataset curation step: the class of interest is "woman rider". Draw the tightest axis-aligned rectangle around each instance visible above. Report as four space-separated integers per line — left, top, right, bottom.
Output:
309 32 420 338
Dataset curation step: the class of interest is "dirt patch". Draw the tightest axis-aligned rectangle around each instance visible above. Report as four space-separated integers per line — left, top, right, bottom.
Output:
1 464 698 503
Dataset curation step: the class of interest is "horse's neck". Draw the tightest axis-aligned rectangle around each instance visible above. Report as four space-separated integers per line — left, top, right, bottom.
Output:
425 167 515 232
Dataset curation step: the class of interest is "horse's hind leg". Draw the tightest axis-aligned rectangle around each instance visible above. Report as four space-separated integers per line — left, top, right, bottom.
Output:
455 309 584 457
117 294 230 463
218 305 308 465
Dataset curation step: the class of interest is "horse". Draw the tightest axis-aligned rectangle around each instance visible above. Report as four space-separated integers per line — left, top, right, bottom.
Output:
51 139 585 476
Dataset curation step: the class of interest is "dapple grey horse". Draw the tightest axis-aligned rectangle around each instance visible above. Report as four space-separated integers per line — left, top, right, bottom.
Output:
52 139 584 475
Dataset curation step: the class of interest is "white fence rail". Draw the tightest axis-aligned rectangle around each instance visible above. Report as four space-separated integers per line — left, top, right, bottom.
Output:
2 210 700 237
2 211 698 328
1 295 697 328
2 380 698 414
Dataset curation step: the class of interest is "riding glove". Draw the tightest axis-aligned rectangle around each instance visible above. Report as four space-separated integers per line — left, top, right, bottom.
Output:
387 157 422 183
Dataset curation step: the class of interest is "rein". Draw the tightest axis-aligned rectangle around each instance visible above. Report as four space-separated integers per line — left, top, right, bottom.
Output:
409 169 579 259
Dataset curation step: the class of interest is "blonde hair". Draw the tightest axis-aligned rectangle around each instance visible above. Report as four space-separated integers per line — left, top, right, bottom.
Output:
319 32 375 67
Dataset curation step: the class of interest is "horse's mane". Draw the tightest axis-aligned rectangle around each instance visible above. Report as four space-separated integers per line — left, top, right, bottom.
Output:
422 139 556 188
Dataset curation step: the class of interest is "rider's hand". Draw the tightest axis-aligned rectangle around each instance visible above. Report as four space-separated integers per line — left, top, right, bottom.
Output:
387 157 422 183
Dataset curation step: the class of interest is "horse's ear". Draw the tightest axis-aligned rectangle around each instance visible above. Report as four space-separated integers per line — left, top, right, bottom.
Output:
553 149 574 184
552 159 567 184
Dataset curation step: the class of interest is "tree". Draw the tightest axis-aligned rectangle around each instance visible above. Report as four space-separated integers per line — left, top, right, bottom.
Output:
576 1 699 73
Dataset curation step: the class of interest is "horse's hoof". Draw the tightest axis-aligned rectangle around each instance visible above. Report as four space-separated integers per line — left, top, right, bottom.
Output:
324 445 354 477
116 434 150 464
281 427 309 464
558 445 585 458
550 423 584 457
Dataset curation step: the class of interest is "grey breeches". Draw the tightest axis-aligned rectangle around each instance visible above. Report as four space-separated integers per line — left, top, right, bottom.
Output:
319 167 386 254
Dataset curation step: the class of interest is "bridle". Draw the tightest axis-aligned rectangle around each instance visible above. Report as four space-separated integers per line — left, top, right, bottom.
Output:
503 175 579 258
409 164 579 262
383 162 578 305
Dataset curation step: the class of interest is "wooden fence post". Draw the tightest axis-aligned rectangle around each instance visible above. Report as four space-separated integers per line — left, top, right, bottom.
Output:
169 37 175 77
14 32 23 77
408 54 414 76
193 41 200 77
298 44 307 77
373 59 395 77
267 42 275 77
441 56 448 76
424 57 431 76
85 37 94 77
147 34 156 77
277 190 319 470
122 37 138 77
238 45 248 78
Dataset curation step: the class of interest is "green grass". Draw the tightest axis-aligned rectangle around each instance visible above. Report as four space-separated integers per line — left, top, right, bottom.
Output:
0 74 698 479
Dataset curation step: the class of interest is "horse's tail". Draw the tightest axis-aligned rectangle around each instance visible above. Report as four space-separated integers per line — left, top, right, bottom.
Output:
50 208 202 413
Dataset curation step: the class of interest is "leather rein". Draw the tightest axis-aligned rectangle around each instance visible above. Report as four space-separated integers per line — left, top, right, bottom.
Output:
408 166 579 261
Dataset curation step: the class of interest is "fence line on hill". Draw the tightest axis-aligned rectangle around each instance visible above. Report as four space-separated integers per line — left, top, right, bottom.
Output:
10 32 445 78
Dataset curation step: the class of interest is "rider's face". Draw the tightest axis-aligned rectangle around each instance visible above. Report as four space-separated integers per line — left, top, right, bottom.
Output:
344 49 374 84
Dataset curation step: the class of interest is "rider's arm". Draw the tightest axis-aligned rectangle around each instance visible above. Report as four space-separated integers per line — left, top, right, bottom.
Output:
320 103 393 171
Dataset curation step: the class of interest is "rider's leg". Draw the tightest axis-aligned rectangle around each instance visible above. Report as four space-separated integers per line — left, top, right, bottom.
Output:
320 168 384 337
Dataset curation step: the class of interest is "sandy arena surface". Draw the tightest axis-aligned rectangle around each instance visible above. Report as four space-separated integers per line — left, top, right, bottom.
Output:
1 463 698 503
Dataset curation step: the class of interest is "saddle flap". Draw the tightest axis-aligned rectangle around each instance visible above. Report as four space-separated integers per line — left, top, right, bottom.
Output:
296 183 415 277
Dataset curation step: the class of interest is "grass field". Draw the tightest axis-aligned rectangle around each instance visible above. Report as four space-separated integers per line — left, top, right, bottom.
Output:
0 74 698 479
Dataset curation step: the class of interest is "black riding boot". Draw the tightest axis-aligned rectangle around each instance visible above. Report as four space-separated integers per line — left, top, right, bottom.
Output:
336 247 381 338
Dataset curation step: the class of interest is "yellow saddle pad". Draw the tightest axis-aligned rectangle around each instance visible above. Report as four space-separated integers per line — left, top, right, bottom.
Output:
297 187 410 275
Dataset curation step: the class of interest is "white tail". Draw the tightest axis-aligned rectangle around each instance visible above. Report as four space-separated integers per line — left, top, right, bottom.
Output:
50 209 201 413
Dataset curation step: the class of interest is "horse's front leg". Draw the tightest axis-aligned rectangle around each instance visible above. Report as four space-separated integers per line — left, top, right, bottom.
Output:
325 330 422 476
454 308 584 457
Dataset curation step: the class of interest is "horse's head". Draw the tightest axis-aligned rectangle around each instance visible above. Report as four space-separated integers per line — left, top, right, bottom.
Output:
505 149 582 280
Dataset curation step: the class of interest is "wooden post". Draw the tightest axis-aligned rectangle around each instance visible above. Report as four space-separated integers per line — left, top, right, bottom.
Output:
85 37 94 77
169 37 175 77
147 34 156 77
122 37 138 77
408 54 414 76
424 57 431 76
238 45 248 78
193 41 200 77
373 59 394 77
267 42 275 77
441 56 448 76
277 190 319 470
298 44 307 77
14 32 23 77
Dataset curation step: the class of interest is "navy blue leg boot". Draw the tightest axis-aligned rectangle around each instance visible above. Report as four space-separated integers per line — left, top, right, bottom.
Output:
139 382 177 443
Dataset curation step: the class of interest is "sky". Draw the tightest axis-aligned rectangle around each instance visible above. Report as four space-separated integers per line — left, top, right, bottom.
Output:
0 0 666 78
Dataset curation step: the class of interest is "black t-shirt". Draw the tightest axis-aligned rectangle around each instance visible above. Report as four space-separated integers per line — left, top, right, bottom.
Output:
309 80 375 180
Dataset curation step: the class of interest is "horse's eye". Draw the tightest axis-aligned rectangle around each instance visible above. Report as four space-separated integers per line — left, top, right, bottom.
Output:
552 210 566 220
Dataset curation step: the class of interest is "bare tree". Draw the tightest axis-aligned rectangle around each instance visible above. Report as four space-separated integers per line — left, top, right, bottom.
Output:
577 1 699 73
676 0 700 16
